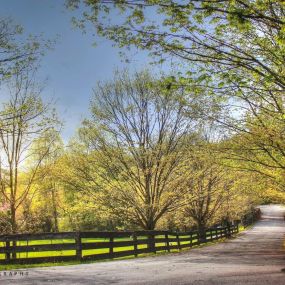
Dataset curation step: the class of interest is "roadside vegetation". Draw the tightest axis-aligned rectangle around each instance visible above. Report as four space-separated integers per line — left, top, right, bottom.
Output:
0 0 284 266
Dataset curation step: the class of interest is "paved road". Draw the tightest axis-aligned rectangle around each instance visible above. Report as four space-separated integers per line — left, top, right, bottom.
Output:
3 204 285 285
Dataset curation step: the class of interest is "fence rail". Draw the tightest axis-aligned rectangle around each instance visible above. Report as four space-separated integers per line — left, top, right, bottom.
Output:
0 224 239 264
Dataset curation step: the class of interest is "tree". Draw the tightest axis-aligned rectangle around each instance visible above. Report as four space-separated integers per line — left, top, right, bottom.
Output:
219 106 285 191
67 1 284 90
81 71 198 230
0 67 60 233
67 0 285 190
0 18 43 80
56 135 127 231
176 141 231 238
26 129 64 232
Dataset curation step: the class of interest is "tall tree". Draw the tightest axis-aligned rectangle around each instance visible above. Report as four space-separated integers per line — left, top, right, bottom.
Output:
28 129 64 232
0 68 60 233
83 71 198 230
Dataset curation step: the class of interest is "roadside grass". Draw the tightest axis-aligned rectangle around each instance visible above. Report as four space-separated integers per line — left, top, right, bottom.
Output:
0 226 244 271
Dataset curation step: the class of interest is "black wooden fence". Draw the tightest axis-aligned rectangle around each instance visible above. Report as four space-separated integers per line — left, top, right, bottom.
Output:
0 225 238 264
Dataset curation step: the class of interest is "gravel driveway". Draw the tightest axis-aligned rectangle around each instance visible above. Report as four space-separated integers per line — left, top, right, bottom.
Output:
2 204 285 285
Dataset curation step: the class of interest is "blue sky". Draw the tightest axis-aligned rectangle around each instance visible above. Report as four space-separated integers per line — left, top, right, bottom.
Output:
1 0 154 141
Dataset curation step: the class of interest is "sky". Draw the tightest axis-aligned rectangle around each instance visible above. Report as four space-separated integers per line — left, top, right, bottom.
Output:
0 0 153 141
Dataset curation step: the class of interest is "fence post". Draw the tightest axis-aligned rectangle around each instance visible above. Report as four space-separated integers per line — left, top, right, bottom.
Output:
5 239 10 261
165 233 170 252
75 231 82 260
11 240 17 259
190 233 193 247
109 234 114 259
197 231 200 245
152 233 156 254
210 229 213 241
227 222 232 238
148 232 156 254
176 232 181 250
133 233 138 257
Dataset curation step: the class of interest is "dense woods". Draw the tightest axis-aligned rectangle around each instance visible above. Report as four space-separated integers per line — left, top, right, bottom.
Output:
0 1 285 235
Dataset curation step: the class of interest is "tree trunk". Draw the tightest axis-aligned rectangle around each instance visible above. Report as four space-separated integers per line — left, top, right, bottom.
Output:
197 222 207 243
10 204 17 234
145 220 156 231
51 184 59 232
145 217 156 252
10 205 17 259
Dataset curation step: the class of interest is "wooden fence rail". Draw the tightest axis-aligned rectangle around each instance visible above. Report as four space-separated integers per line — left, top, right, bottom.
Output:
0 225 239 265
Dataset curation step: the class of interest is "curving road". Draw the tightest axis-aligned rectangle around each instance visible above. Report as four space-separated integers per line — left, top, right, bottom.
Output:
3 204 285 285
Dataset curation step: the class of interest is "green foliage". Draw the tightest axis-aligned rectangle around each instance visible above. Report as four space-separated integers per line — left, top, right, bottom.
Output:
77 70 197 230
66 1 285 193
0 18 50 82
0 57 61 234
2 2 285 235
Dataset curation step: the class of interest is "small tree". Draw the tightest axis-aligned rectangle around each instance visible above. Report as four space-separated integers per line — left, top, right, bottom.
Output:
26 129 64 232
0 68 59 233
179 145 233 239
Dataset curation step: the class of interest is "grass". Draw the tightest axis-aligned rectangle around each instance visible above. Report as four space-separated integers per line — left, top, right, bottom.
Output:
0 227 243 271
